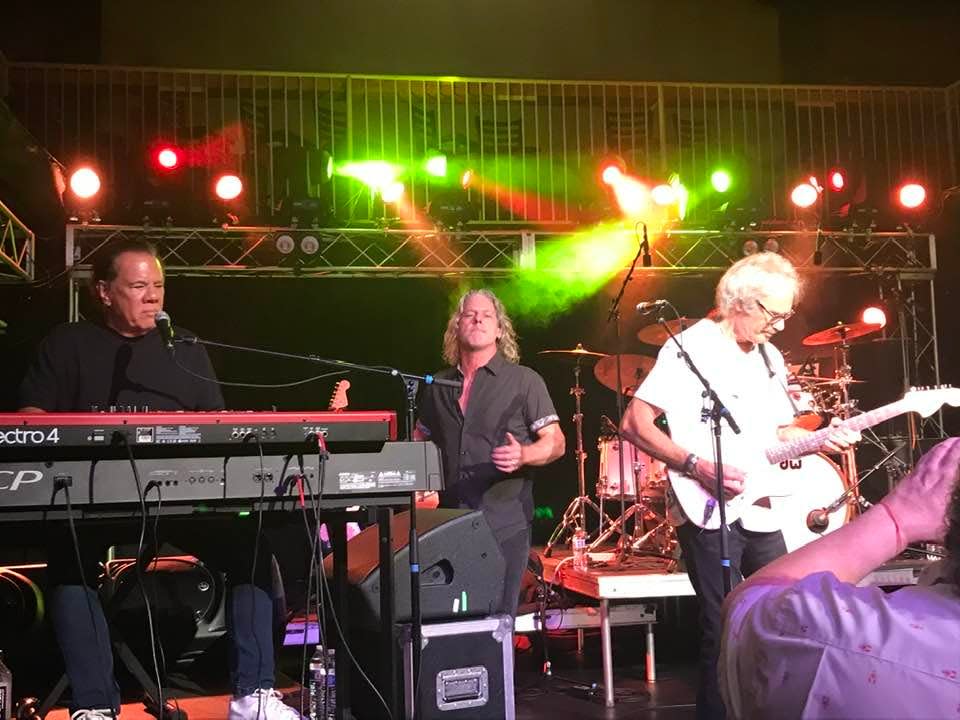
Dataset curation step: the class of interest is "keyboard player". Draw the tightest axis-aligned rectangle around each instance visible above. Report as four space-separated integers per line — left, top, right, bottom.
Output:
18 239 303 720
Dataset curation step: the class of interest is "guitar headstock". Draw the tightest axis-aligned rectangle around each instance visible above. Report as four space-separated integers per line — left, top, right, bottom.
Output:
328 379 351 412
903 385 960 417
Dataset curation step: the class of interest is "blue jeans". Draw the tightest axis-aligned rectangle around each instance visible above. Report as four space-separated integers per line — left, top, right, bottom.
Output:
47 521 277 711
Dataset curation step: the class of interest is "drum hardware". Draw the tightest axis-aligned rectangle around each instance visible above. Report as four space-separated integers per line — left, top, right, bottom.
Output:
542 344 613 557
593 353 655 396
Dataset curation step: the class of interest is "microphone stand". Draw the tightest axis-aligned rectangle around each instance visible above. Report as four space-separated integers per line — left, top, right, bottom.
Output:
605 221 651 564
656 312 741 596
176 334 460 719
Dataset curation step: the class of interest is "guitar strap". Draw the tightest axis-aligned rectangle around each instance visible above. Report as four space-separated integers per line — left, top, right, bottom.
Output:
758 342 801 416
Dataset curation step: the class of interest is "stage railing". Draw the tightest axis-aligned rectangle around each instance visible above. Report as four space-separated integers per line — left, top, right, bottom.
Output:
8 63 957 225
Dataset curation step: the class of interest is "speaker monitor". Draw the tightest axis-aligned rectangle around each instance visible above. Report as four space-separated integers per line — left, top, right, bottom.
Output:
329 509 505 627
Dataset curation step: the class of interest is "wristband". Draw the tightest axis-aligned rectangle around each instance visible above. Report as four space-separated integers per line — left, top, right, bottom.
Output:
879 502 906 553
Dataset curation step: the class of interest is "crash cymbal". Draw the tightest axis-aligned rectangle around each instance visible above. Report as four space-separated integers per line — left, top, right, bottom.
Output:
538 343 607 360
594 353 656 394
637 317 699 346
802 322 882 347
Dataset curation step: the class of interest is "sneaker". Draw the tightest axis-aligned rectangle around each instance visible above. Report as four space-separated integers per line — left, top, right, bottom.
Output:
71 711 118 720
228 689 304 720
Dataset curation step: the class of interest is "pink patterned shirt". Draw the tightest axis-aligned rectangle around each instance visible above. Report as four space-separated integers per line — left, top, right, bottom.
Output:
720 572 960 719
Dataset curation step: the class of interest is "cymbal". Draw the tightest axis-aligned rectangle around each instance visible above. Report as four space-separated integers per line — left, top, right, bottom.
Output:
637 317 699 346
802 322 882 347
538 343 607 360
594 353 656 394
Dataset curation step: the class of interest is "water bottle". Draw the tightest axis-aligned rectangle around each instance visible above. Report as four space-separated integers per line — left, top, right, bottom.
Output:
323 647 336 720
571 527 588 570
308 646 326 720
0 649 11 720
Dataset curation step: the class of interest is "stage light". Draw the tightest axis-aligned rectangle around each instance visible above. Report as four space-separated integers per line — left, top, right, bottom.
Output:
300 234 320 256
214 174 243 201
156 147 180 170
275 234 296 255
790 182 818 209
611 177 650 217
601 165 623 186
741 239 759 256
460 169 475 189
861 306 887 327
381 181 404 203
711 170 732 193
425 153 447 178
828 169 845 192
897 183 927 210
763 237 781 254
598 156 627 187
69 167 101 199
337 161 402 193
651 183 676 206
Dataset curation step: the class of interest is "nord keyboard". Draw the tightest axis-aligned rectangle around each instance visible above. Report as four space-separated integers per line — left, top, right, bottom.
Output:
0 411 398 460
0 441 443 519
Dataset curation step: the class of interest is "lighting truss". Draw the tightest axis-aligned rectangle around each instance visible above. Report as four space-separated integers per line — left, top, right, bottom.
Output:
0 198 35 282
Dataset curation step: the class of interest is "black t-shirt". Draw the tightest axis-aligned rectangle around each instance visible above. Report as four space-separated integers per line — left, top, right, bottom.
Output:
416 351 560 539
18 320 225 412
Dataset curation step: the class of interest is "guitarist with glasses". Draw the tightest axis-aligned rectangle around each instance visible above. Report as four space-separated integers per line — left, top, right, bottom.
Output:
620 253 860 720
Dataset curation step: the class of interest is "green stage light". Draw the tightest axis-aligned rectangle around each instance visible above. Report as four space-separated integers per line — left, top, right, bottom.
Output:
711 170 732 193
425 154 448 178
337 160 403 191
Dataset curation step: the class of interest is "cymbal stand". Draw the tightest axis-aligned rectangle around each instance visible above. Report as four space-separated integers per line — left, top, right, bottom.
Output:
833 331 861 513
544 359 611 556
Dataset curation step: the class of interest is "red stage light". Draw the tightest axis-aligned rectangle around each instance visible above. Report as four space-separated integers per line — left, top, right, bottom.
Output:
156 147 180 170
861 306 887 327
69 167 101 199
214 174 243 201
897 183 926 210
600 164 623 186
828 170 845 191
790 183 818 209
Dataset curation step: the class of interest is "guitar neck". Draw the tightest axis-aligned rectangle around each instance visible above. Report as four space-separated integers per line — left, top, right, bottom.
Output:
766 399 907 465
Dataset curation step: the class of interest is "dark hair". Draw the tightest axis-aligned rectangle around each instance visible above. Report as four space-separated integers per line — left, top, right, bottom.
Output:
945 477 960 588
91 238 161 286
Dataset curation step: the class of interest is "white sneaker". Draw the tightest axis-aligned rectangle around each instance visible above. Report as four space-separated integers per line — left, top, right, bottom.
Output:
70 711 118 720
228 689 304 720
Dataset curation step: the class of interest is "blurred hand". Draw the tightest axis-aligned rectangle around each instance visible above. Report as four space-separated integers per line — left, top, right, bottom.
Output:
882 437 960 544
692 458 747 500
415 490 440 509
491 432 524 473
821 417 860 453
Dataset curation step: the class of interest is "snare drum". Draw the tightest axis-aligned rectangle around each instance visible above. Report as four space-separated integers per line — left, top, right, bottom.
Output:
597 438 667 499
773 453 853 552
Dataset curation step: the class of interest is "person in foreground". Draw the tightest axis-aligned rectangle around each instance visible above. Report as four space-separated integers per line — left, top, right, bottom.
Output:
415 289 566 616
720 436 960 720
19 239 300 720
619 252 859 720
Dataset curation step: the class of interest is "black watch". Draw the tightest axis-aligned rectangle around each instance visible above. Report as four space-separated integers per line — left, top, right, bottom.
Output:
681 453 699 476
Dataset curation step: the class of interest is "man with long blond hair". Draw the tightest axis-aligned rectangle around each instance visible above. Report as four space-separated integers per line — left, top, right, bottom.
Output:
416 288 565 615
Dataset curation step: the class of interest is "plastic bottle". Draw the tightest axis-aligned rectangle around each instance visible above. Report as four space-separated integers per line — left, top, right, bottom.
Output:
571 527 588 570
308 646 326 720
323 647 336 720
0 649 11 720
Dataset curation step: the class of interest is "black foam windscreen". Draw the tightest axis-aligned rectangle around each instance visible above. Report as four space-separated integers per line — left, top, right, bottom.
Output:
327 508 505 626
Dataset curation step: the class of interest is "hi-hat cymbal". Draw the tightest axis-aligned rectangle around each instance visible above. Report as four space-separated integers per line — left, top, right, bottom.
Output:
538 343 607 360
637 317 699 346
789 374 865 385
802 322 882 347
594 354 656 394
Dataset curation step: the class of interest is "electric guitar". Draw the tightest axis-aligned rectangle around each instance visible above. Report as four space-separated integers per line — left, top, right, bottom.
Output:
668 385 960 530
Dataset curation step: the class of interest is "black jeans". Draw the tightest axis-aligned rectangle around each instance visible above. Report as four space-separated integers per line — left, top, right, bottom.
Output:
676 521 787 720
47 518 277 712
496 525 532 618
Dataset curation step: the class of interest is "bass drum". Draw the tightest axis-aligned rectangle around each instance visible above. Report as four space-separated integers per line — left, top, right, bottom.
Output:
773 453 853 552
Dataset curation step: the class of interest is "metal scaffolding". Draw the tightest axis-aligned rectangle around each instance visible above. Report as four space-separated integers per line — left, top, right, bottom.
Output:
0 198 35 282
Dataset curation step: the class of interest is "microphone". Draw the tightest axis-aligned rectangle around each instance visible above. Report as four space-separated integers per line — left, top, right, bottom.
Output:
806 508 830 533
636 299 668 312
154 311 176 355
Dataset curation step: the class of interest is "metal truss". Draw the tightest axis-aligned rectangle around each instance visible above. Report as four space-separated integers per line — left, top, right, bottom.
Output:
0 198 35 282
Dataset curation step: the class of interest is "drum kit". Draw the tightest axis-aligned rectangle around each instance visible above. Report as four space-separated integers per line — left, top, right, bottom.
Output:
540 316 887 562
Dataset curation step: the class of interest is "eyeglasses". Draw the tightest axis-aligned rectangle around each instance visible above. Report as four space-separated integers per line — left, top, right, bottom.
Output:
756 300 795 324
